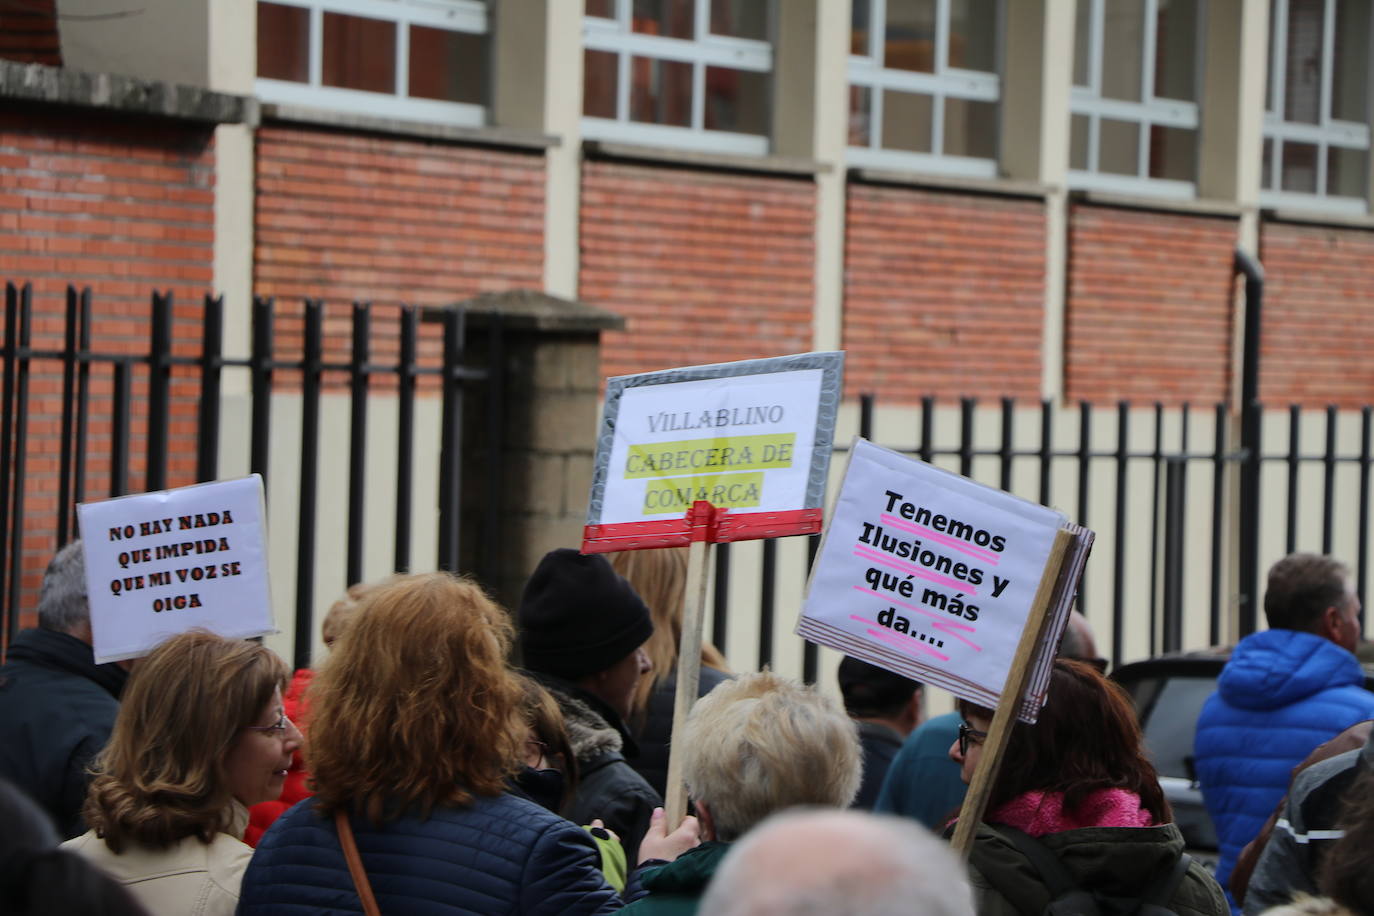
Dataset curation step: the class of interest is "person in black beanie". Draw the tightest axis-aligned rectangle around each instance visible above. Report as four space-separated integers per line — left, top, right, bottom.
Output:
518 548 662 865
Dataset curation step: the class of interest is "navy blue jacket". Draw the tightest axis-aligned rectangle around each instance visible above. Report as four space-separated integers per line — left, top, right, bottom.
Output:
239 792 623 915
1194 629 1374 912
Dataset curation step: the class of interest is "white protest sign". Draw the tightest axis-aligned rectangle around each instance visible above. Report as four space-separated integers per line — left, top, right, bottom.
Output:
77 475 274 663
798 439 1070 719
583 352 843 551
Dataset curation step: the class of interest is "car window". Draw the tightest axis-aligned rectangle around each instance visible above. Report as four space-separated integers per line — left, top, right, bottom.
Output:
1137 675 1216 779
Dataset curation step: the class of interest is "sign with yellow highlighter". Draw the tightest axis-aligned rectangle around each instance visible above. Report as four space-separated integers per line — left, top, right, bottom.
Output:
581 352 844 552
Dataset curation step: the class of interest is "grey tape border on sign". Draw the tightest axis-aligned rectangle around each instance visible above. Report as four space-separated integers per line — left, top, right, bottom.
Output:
587 351 846 526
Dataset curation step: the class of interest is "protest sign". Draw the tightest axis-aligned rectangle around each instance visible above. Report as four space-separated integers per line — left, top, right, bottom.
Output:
77 475 274 663
797 438 1092 722
581 351 844 553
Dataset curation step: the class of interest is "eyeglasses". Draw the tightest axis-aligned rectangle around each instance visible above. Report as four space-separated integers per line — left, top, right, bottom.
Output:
957 721 988 756
242 712 292 736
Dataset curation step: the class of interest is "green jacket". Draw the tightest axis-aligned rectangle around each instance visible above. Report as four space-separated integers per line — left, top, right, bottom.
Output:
621 842 732 915
967 822 1229 916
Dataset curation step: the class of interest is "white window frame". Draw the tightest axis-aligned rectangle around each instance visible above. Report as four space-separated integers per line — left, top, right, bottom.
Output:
255 0 488 126
581 0 773 156
1261 0 1372 215
1068 0 1201 199
845 0 1002 179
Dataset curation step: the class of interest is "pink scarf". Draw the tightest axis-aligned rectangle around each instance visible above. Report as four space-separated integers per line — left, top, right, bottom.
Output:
986 789 1157 838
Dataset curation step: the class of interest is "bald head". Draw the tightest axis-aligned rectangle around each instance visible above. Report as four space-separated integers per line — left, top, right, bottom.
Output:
699 809 974 916
1060 611 1098 664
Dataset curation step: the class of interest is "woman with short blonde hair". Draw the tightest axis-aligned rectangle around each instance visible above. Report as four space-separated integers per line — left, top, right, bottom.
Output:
64 629 299 916
239 572 622 914
621 670 862 914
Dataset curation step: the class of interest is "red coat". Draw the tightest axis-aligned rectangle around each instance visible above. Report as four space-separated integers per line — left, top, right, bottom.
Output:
245 667 313 846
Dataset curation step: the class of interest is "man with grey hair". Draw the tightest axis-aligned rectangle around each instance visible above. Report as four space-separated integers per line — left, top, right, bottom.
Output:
699 808 975 916
0 540 129 837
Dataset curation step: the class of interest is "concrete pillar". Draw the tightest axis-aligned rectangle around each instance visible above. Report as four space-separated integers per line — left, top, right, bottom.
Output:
773 0 851 352
492 0 583 299
456 292 624 608
999 0 1077 401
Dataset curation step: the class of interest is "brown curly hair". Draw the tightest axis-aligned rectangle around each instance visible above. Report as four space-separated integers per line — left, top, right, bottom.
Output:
958 658 1171 824
84 629 289 853
306 572 524 824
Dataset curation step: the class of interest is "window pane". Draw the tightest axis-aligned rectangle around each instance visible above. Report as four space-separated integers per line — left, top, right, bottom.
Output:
1101 0 1145 101
943 96 997 158
704 66 768 134
408 26 484 104
584 50 618 117
1154 0 1198 101
1071 113 1091 169
633 0 694 39
711 0 768 40
1332 0 1371 122
1262 136 1275 188
1281 140 1319 191
629 57 692 126
1074 0 1092 87
881 89 934 152
849 85 873 146
1328 145 1368 197
884 0 937 73
258 2 310 83
1099 118 1140 175
1283 0 1324 123
323 13 396 94
948 0 997 73
586 0 614 17
852 0 872 55
1149 125 1196 181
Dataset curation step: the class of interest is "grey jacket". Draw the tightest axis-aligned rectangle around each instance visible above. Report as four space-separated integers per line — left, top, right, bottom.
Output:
1242 737 1374 914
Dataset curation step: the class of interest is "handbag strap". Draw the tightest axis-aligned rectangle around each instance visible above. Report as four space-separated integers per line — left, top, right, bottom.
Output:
335 809 382 916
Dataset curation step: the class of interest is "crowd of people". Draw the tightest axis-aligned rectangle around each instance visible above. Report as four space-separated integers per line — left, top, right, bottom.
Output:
0 539 1372 915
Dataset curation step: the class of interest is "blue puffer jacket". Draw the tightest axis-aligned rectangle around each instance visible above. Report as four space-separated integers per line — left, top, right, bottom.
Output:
238 791 624 915
1194 629 1374 913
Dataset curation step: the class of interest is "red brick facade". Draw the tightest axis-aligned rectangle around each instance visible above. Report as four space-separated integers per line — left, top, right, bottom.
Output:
843 184 1046 402
0 108 215 619
1065 204 1237 404
580 160 815 379
1258 220 1374 407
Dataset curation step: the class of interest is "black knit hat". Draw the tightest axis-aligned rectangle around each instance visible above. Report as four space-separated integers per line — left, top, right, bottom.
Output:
517 548 654 680
837 655 921 717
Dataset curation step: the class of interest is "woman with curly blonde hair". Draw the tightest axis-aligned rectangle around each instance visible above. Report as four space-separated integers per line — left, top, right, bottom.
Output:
238 571 622 914
63 629 299 916
608 547 730 797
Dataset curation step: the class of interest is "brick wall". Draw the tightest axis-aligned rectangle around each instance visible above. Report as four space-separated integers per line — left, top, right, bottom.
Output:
255 125 546 390
1259 221 1374 407
0 107 215 624
844 185 1045 402
1065 204 1236 404
580 161 815 378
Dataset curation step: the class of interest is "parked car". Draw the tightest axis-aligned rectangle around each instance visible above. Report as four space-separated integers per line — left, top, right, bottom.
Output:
1112 648 1230 865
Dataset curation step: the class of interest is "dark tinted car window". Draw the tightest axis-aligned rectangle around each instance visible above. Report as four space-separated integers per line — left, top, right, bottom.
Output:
1135 675 1216 778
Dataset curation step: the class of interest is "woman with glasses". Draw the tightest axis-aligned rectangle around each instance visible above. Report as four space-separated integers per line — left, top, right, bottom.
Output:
948 657 1228 915
63 629 301 916
238 572 627 914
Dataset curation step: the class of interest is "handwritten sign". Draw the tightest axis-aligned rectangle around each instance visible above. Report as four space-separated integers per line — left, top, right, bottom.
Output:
798 439 1075 720
583 352 844 552
77 476 274 663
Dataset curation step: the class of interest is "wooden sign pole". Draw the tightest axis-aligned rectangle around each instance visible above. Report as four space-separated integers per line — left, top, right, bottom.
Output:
949 528 1073 858
663 503 715 827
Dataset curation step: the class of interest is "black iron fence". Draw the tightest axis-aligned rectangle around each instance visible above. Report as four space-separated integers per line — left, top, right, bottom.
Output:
0 282 505 669
710 393 1374 680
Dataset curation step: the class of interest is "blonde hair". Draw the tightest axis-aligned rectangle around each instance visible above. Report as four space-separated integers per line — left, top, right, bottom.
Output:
680 670 861 841
84 630 289 853
608 548 728 716
307 572 524 823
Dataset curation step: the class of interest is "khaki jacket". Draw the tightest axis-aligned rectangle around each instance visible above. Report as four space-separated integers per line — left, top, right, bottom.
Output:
62 803 253 916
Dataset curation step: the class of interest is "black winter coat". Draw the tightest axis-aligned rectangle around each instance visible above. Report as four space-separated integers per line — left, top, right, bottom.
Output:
0 627 127 838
